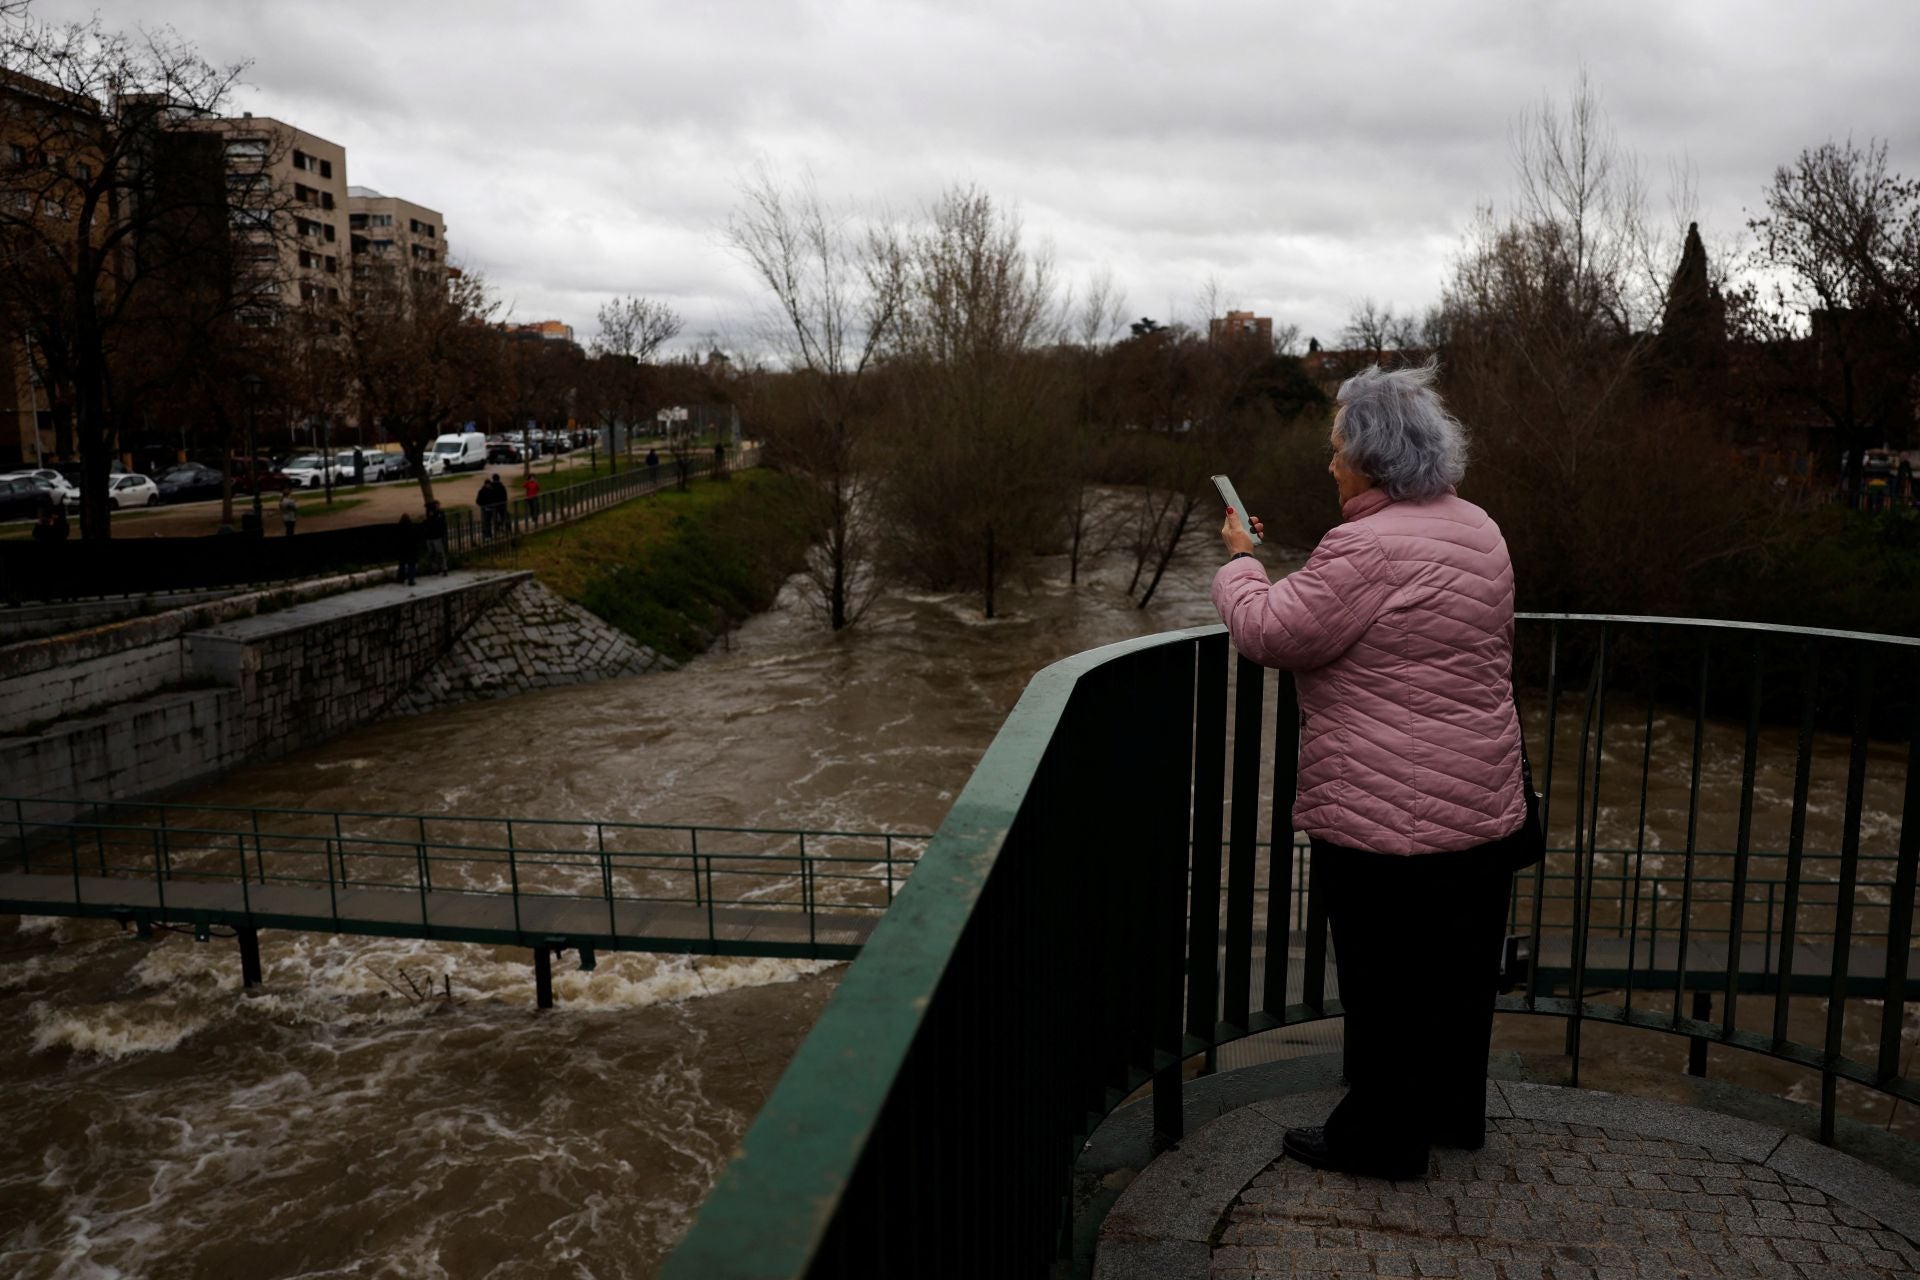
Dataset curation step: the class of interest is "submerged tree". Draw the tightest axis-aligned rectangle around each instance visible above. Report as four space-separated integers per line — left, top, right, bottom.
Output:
726 169 906 629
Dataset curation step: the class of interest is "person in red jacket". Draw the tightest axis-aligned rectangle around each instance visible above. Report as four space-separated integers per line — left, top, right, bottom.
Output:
1215 359 1526 1180
523 474 540 524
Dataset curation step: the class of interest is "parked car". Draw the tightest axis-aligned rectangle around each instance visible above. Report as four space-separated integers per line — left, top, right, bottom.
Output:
154 462 225 504
278 453 340 489
65 473 159 510
0 476 55 521
0 469 77 504
230 458 296 494
330 448 396 482
487 442 524 465
430 431 488 472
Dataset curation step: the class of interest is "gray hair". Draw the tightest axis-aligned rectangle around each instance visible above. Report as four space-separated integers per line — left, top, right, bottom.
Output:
1334 359 1468 501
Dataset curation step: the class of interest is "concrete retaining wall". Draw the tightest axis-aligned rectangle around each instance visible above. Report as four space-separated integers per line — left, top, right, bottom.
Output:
0 569 664 808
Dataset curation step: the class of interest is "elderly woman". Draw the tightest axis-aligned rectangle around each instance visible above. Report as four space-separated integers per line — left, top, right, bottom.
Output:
1214 360 1525 1181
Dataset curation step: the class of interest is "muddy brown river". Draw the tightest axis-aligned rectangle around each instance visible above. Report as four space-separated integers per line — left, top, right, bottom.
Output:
2 513 1913 1278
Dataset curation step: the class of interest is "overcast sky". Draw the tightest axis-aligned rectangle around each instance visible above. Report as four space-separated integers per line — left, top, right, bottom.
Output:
36 0 1920 356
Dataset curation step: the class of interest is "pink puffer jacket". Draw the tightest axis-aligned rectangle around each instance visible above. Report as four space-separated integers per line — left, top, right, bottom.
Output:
1211 487 1526 854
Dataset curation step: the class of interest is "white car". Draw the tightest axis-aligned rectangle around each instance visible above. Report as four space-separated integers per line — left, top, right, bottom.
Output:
0 469 76 503
333 450 396 482
279 454 341 489
64 473 159 509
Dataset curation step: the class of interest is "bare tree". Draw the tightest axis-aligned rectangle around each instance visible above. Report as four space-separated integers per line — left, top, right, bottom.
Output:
1734 138 1920 501
348 266 501 509
590 294 681 469
1341 297 1422 361
0 9 264 537
726 168 906 629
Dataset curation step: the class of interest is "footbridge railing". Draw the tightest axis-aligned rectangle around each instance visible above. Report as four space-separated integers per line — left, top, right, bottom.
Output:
663 615 1920 1279
0 796 929 995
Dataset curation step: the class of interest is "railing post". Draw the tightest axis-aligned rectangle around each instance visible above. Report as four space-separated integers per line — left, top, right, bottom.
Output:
704 854 717 953
12 798 26 872
1822 661 1872 1145
1879 695 1920 1084
691 828 702 907
1688 990 1712 1077
418 816 433 893
416 838 431 932
251 808 265 884
507 820 523 935
884 835 894 904
152 824 167 915
599 823 615 937
236 833 252 915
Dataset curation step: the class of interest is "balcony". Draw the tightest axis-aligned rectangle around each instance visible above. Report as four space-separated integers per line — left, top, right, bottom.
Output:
662 616 1920 1278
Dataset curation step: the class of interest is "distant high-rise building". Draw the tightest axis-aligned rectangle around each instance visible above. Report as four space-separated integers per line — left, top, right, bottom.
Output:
500 320 578 348
347 186 447 290
1209 310 1273 347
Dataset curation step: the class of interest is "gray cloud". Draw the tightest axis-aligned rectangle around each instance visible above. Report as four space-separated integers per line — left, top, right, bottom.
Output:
37 0 1920 350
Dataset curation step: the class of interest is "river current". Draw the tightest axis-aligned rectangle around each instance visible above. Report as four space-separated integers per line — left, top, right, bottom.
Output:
4 513 1914 1277
0 521 1234 1279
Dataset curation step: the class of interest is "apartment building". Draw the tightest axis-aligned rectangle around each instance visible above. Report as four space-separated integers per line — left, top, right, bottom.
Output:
1209 310 1273 347
346 187 448 289
186 112 350 319
0 68 104 467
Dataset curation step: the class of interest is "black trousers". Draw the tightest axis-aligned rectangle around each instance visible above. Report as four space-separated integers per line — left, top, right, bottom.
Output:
1314 837 1514 1164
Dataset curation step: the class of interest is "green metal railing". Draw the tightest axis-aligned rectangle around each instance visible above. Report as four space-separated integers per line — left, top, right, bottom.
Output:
0 795 926 961
664 615 1920 1278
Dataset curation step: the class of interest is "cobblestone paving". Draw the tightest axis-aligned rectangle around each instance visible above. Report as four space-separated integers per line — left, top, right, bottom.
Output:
1211 1117 1920 1279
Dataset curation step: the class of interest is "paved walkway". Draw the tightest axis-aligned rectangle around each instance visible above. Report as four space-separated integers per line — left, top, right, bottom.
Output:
1095 1081 1920 1280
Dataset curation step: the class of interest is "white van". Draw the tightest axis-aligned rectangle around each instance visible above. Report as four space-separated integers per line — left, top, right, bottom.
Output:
430 431 488 473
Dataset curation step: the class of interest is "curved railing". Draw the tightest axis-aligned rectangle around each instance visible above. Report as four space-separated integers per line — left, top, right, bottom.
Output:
664 615 1919 1278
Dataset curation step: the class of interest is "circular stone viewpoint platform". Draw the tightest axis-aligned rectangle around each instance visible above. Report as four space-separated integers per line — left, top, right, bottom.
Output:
1095 1082 1920 1280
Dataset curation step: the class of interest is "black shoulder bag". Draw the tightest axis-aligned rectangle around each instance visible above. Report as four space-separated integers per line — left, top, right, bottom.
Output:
1500 740 1546 873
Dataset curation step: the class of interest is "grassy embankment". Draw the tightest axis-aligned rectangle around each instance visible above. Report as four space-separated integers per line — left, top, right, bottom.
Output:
498 467 817 663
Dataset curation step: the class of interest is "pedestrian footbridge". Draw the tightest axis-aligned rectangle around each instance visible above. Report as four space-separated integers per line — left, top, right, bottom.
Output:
0 798 924 1005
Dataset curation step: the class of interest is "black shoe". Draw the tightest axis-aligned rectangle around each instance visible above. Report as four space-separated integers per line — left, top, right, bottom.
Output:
1429 1125 1486 1151
1282 1126 1428 1181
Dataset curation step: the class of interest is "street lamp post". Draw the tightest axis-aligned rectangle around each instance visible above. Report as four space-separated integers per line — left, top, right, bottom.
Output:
242 373 264 522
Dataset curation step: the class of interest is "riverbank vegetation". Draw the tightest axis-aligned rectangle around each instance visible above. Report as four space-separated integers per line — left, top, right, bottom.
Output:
505 470 819 662
726 82 1920 641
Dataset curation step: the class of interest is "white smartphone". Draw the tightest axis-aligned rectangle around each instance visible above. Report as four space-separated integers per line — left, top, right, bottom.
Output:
1210 474 1261 546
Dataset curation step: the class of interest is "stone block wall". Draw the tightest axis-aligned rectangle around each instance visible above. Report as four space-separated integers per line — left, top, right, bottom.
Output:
388 577 674 715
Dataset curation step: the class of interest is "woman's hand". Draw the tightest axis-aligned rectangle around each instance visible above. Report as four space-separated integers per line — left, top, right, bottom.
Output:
1221 509 1262 556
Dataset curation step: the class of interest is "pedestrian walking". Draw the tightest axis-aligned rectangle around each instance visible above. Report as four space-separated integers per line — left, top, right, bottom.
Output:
645 447 660 489
523 474 540 524
280 489 298 536
423 500 449 574
396 513 420 586
31 506 61 542
480 473 509 537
